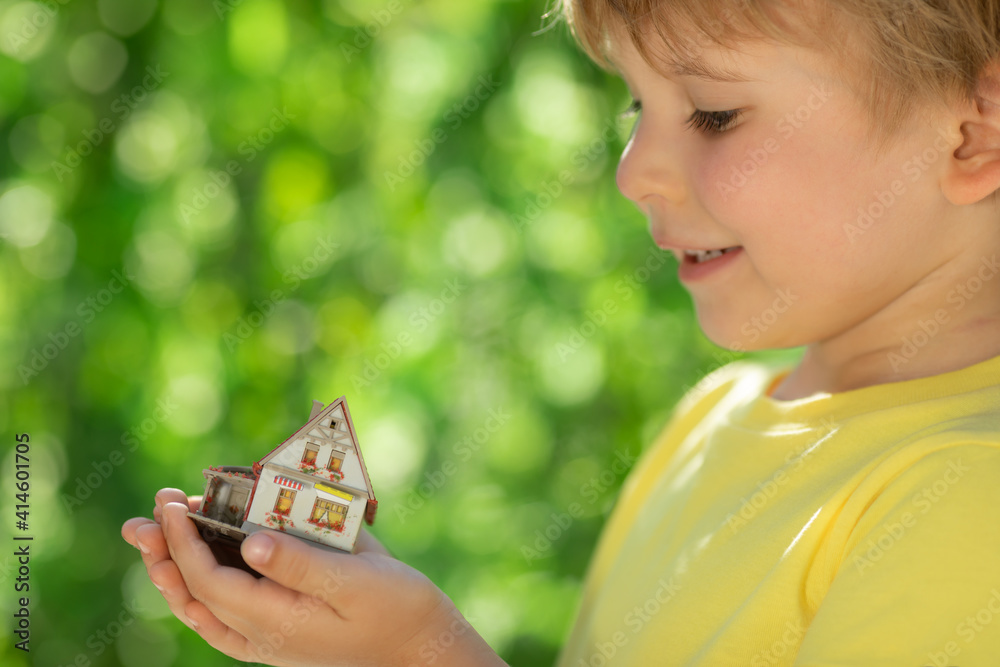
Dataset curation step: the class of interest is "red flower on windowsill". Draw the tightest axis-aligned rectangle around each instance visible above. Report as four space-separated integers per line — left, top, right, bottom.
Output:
305 516 345 533
206 466 255 480
263 512 295 532
298 460 320 475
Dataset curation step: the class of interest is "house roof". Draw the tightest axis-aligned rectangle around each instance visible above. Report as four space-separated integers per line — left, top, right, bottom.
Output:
253 396 376 502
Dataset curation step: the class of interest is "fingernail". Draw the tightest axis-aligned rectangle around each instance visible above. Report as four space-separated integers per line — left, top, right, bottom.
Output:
187 617 199 630
152 581 164 592
243 533 274 565
136 539 150 554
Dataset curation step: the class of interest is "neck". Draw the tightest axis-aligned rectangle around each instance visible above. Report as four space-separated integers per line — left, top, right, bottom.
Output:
770 253 1000 401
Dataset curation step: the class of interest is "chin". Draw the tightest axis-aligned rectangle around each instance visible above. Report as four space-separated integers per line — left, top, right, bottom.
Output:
693 293 813 352
695 313 787 353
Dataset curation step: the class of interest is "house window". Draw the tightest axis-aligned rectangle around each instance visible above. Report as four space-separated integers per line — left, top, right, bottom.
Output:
310 498 348 528
327 451 345 473
302 443 319 466
273 488 296 515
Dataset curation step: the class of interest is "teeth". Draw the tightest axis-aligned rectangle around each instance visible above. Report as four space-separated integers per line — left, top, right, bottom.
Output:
684 247 734 263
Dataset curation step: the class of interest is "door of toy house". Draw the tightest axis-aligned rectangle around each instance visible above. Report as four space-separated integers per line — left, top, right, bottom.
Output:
205 477 251 527
225 487 249 524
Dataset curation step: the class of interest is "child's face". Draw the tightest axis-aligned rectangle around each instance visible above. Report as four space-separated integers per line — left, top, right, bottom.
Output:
611 30 967 351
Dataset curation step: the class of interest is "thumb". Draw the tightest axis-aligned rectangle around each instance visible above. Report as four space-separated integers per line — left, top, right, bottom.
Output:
241 531 361 601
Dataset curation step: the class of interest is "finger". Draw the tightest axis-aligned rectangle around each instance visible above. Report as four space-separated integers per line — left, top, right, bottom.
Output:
161 503 317 647
153 489 202 523
126 505 236 636
122 517 154 549
183 600 258 664
147 556 203 631
240 530 369 610
160 502 267 623
134 522 210 631
135 522 171 563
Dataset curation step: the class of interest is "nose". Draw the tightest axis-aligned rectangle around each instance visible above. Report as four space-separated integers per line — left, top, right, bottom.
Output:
615 120 687 208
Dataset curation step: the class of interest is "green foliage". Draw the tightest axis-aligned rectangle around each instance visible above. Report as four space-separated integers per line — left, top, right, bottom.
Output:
0 0 798 664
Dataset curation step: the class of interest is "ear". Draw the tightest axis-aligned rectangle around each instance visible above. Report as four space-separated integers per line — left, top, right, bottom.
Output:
941 60 1000 206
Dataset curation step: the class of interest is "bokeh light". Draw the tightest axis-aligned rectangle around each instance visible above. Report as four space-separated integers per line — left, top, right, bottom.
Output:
0 3 805 666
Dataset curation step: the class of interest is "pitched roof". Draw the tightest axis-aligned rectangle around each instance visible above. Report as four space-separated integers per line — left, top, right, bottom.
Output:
253 396 376 502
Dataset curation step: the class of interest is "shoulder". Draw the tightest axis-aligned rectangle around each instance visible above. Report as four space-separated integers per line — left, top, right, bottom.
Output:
656 358 789 446
856 413 1000 501
591 359 789 569
799 441 1000 662
622 359 788 498
859 435 1000 515
826 437 1000 579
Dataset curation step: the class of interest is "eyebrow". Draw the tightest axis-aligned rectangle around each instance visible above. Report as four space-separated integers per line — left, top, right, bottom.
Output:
665 59 756 83
606 51 756 84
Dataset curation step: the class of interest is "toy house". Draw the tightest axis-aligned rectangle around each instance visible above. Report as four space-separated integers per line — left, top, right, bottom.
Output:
187 397 377 555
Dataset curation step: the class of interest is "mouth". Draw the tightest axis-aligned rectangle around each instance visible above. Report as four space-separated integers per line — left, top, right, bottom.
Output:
681 246 742 264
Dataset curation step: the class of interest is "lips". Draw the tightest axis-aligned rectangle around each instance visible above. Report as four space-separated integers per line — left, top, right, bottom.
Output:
677 246 744 282
648 224 742 264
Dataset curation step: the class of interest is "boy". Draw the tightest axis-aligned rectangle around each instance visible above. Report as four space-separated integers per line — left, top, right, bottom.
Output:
123 0 1000 664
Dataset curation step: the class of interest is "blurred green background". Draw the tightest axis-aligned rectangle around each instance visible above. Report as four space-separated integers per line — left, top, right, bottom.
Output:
0 0 798 665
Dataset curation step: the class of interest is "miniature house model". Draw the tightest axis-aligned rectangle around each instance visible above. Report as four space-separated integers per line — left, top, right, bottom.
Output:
188 397 377 554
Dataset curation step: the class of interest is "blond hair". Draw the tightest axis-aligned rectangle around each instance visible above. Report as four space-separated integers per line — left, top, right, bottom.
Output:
551 0 1000 158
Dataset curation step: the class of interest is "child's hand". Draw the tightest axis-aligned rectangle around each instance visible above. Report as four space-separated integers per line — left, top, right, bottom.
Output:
121 489 507 667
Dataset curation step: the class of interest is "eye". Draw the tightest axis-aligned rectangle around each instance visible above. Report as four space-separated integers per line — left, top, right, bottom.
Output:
686 108 742 135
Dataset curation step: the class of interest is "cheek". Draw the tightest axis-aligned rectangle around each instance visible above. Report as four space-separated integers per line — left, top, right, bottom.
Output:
691 128 801 227
692 125 883 263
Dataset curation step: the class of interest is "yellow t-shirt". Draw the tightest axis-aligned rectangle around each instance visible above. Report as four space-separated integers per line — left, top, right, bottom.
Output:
558 354 1000 667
